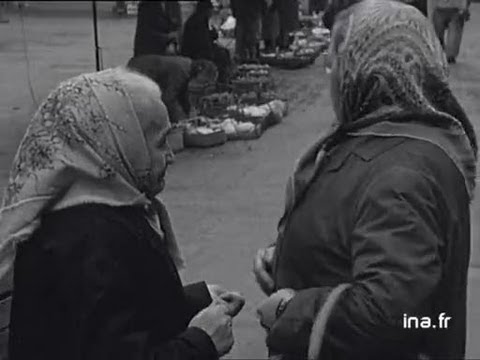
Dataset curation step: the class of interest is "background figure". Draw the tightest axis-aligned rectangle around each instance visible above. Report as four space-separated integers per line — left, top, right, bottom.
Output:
401 0 428 16
262 1 280 53
113 1 127 15
182 1 233 85
432 0 471 63
127 55 218 123
0 1 9 23
308 0 327 14
231 0 267 63
133 1 182 57
276 0 300 50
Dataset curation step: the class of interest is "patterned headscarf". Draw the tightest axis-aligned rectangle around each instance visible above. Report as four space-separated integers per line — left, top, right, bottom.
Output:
278 0 477 240
0 67 185 293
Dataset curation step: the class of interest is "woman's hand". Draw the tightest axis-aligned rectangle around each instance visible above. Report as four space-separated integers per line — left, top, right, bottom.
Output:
218 291 245 317
256 288 296 330
207 284 228 300
189 303 234 357
208 284 245 317
253 245 276 295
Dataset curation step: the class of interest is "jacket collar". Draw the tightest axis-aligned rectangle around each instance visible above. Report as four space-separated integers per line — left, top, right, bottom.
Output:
323 136 408 172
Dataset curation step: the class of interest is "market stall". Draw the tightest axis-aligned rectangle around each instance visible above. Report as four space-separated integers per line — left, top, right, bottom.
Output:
259 14 330 69
167 63 288 152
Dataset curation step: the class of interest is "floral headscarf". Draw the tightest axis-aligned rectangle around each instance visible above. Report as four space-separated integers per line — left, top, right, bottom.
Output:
0 67 185 293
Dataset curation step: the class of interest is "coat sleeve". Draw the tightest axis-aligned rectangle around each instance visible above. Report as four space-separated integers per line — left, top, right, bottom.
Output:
60 221 218 360
267 166 444 358
183 282 213 321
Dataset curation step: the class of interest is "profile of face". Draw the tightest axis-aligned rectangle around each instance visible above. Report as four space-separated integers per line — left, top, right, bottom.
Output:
129 80 175 196
142 100 175 196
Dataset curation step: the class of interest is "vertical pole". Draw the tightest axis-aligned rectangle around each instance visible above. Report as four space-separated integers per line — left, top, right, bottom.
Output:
92 1 101 71
427 0 434 24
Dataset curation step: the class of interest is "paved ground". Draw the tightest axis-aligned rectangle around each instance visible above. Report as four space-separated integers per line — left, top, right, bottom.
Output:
0 4 479 359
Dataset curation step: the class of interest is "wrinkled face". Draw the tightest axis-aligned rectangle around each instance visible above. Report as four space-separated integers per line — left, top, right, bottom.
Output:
140 99 175 196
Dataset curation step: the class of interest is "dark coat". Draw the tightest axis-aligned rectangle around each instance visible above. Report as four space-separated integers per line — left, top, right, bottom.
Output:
9 204 218 360
269 136 471 360
275 0 299 35
231 0 267 20
127 55 193 123
133 1 182 57
181 11 215 61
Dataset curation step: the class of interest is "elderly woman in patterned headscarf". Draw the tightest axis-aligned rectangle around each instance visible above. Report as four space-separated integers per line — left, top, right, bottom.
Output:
253 1 477 359
1 67 244 360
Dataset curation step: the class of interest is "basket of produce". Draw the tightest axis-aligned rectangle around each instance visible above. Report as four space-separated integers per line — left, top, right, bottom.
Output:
226 104 271 129
219 118 263 141
188 82 217 109
183 117 227 148
311 27 331 41
198 92 235 118
277 52 315 69
226 100 287 130
231 76 271 94
235 64 271 78
238 91 260 105
167 124 186 154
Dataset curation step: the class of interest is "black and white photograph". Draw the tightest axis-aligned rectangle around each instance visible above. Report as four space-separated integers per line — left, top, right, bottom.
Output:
0 0 479 359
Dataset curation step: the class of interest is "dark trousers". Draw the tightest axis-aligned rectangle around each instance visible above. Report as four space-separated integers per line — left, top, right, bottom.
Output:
235 15 261 62
433 8 465 60
212 44 232 84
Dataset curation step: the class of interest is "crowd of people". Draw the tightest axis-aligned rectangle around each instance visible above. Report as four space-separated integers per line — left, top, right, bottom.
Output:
0 0 478 360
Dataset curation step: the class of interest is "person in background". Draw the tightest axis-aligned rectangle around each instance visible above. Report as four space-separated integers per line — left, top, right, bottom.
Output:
262 1 280 53
133 1 182 57
0 1 9 23
231 0 268 63
276 0 300 50
5 67 244 360
181 1 233 85
253 0 477 359
127 55 218 123
410 0 428 16
113 1 127 15
431 0 471 64
308 0 328 15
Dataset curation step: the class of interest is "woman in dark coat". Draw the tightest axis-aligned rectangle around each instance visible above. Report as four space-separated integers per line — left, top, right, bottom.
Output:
181 1 232 84
133 1 182 57
1 68 244 360
254 1 477 359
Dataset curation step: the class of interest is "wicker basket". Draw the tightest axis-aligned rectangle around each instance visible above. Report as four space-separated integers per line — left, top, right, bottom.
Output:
227 125 263 141
184 130 227 148
188 83 217 110
198 93 235 118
